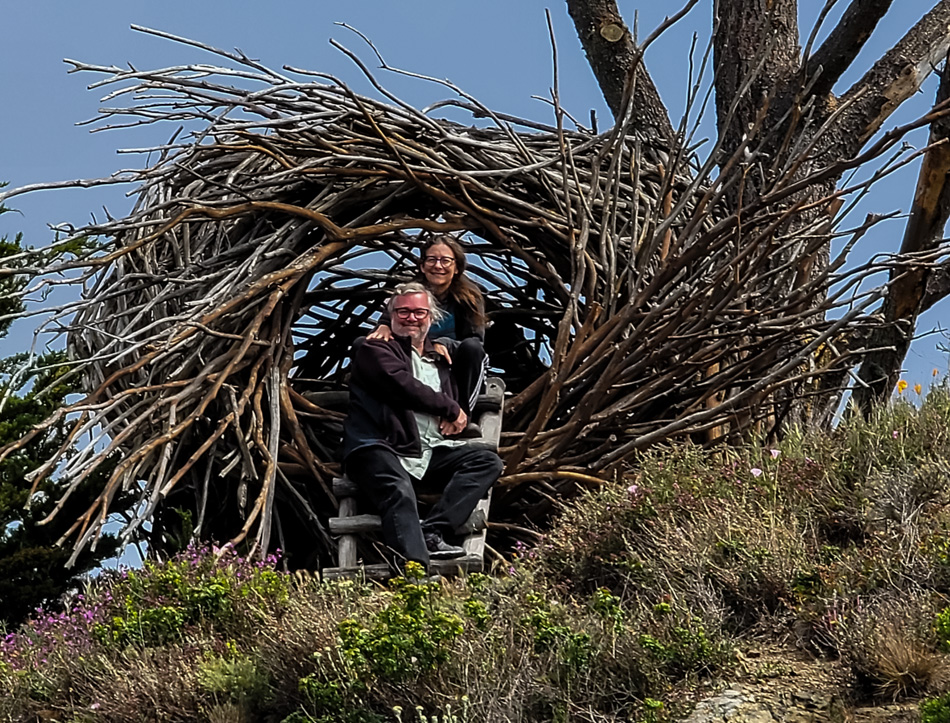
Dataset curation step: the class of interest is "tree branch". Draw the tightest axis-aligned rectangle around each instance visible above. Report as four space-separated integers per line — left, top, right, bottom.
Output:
838 0 950 153
806 0 894 99
564 0 674 139
921 261 950 312
853 51 950 411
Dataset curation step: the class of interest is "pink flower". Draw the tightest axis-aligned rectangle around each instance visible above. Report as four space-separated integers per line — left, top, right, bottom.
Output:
627 484 639 496
769 449 780 459
892 430 899 439
751 468 763 477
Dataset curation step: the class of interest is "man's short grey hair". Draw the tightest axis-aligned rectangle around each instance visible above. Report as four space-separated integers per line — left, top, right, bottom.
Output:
387 281 445 322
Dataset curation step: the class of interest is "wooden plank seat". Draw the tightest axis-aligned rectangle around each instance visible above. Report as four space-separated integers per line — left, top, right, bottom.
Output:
320 377 505 580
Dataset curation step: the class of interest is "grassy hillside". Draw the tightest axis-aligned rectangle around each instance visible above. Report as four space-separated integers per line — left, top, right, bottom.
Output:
6 384 950 722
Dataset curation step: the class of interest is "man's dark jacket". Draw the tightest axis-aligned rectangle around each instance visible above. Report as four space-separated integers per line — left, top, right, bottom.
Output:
342 335 461 461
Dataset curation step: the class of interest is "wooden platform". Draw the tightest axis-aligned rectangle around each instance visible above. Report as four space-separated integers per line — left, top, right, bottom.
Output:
321 377 505 580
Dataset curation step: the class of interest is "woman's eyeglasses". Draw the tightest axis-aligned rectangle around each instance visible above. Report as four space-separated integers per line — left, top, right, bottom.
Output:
393 307 431 320
423 256 455 267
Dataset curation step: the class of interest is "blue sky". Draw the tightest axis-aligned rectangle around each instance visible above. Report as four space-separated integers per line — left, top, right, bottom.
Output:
1 1 948 386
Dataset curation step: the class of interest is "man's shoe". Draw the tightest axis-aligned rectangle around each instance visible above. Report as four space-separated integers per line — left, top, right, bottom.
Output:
457 422 482 439
424 531 466 559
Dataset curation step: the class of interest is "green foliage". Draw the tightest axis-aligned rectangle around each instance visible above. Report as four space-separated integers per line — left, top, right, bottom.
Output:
294 563 474 723
296 671 382 723
639 697 669 723
197 643 271 708
591 587 625 632
101 600 185 647
637 614 719 678
339 564 464 682
935 608 950 652
3 388 950 720
0 196 99 335
461 598 490 630
923 692 950 723
523 593 592 671
0 195 27 327
93 545 290 647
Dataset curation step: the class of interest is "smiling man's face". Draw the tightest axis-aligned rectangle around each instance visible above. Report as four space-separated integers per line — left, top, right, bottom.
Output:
390 291 432 349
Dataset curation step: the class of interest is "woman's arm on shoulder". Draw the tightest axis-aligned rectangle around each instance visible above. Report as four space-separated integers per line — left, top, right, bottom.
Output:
367 324 392 341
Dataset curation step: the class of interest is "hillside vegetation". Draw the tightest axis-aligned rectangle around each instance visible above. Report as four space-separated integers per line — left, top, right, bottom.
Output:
6 384 950 722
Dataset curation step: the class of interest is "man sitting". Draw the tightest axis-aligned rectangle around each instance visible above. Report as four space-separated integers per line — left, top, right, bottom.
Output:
342 282 503 568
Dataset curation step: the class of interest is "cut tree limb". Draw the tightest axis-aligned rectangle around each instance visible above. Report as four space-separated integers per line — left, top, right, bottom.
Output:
564 0 675 138
921 262 950 312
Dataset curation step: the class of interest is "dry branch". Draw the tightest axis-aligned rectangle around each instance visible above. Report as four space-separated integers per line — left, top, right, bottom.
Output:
0 25 948 565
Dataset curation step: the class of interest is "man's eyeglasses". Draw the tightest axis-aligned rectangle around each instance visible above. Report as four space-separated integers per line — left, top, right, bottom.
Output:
423 256 455 267
393 307 431 320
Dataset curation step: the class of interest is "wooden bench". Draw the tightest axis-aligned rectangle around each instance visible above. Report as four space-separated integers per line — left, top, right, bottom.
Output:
318 377 505 580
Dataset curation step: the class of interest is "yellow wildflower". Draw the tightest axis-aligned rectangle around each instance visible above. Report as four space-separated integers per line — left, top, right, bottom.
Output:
897 380 908 393
914 383 922 395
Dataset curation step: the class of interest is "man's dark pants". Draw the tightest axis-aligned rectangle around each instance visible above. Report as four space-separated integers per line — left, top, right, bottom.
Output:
345 443 503 566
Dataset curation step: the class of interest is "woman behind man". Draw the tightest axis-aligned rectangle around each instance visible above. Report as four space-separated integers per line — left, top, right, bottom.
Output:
369 235 489 418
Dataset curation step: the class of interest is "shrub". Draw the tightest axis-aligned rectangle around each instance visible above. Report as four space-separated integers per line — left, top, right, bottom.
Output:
5 388 950 720
338 563 464 682
523 593 592 671
0 543 292 721
922 691 950 723
835 593 948 700
197 643 271 708
91 544 290 647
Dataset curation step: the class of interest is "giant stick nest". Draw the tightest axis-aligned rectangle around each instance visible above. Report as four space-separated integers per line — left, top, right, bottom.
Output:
0 28 895 564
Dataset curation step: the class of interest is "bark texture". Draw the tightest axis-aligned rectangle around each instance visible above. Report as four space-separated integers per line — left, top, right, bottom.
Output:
836 1 950 154
806 0 894 99
566 0 950 412
713 0 801 158
565 0 674 139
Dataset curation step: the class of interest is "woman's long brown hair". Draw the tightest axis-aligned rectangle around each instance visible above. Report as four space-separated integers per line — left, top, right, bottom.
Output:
420 235 488 330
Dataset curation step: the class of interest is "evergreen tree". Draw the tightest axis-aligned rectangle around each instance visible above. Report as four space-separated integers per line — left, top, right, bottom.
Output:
0 195 130 627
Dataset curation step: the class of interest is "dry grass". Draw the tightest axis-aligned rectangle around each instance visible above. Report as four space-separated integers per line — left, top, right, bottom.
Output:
3 389 950 719
833 595 949 701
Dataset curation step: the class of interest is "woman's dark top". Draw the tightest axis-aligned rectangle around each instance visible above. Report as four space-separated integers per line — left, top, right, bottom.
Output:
428 295 485 342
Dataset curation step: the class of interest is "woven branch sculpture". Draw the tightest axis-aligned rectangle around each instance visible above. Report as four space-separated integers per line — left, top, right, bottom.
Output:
0 27 941 566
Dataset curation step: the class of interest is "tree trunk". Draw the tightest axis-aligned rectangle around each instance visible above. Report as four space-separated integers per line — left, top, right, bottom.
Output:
566 0 950 425
853 54 950 411
713 0 800 159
